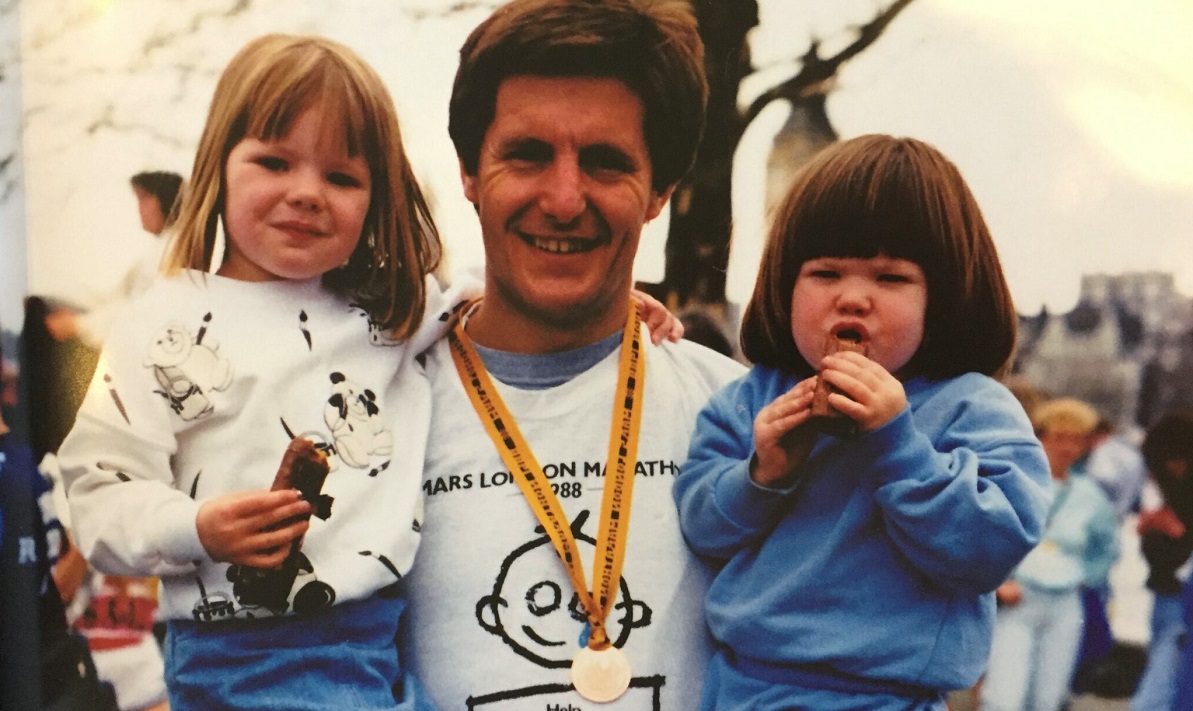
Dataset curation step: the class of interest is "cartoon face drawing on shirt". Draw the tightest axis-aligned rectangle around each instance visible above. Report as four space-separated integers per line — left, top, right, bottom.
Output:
475 510 652 668
143 313 233 421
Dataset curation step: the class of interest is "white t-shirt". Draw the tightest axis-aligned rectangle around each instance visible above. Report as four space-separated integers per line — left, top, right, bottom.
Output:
405 332 744 710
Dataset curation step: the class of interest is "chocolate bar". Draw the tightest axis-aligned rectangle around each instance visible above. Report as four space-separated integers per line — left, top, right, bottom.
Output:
270 437 330 551
809 333 867 436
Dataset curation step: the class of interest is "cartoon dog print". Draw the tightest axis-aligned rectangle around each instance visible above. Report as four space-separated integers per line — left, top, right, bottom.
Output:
324 372 393 468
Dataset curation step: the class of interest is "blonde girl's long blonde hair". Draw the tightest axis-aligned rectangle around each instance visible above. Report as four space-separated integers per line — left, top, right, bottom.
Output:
164 34 441 339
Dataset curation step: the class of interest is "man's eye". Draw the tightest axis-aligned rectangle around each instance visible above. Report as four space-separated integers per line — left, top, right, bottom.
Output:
582 147 634 177
504 143 552 164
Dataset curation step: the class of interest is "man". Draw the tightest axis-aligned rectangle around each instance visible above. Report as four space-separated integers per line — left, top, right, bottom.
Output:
402 1 745 708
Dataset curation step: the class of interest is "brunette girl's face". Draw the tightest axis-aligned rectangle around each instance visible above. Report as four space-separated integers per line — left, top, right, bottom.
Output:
789 254 928 376
218 103 372 282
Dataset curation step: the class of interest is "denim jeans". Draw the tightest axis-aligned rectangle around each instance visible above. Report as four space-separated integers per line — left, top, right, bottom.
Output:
165 595 414 710
1130 592 1186 711
981 587 1083 711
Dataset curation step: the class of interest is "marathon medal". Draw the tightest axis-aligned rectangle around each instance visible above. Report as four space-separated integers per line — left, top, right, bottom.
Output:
450 300 645 703
571 645 633 702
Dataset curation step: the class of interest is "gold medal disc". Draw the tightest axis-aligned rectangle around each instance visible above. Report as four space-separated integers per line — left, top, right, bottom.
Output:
570 646 632 703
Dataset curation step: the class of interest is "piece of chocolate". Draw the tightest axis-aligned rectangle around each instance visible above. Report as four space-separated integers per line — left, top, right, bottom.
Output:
809 332 867 436
270 437 330 551
224 439 331 616
271 437 329 497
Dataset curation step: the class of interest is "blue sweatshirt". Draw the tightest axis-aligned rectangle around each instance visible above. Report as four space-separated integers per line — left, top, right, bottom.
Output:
675 367 1052 695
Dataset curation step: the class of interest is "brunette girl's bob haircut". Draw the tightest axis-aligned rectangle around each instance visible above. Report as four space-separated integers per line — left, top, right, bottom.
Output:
740 134 1019 380
448 0 707 194
164 34 441 339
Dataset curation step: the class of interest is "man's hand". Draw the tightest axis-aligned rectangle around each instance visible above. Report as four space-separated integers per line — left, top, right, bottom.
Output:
197 489 312 568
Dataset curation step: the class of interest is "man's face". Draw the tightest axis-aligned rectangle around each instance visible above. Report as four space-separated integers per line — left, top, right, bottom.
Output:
462 75 671 344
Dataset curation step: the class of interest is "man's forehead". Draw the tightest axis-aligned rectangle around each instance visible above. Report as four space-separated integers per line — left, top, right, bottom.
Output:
488 76 645 143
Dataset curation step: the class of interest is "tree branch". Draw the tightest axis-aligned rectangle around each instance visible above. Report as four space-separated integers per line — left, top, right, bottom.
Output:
742 0 916 127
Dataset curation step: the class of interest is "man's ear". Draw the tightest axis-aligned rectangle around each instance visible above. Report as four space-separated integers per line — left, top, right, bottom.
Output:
645 184 676 222
460 159 479 206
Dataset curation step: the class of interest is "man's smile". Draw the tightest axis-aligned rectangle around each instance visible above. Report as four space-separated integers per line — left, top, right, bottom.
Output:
520 233 607 255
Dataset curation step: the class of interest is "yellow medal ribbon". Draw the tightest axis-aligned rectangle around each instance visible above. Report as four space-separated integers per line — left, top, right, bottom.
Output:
448 300 645 652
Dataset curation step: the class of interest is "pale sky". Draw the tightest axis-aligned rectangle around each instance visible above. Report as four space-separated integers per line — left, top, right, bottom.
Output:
723 0 1193 314
16 0 1192 323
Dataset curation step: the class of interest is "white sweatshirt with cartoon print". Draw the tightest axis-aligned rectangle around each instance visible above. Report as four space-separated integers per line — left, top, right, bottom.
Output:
59 270 465 622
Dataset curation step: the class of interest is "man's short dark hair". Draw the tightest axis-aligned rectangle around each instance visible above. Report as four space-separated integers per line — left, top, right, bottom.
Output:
449 0 708 194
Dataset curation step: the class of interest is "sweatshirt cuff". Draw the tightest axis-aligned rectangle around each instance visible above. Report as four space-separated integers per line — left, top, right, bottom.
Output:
856 407 922 485
146 496 210 565
716 458 798 527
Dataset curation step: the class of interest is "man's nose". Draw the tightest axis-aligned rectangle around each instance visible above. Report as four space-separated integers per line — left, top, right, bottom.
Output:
538 159 586 225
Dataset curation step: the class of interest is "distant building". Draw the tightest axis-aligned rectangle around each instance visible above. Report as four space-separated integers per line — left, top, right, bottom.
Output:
1014 272 1193 431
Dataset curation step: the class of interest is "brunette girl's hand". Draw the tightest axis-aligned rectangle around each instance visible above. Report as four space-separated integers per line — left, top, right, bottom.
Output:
818 351 906 432
196 489 312 568
631 289 684 345
751 377 817 488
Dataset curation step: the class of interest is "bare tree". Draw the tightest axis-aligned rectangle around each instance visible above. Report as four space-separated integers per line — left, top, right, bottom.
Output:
654 0 917 311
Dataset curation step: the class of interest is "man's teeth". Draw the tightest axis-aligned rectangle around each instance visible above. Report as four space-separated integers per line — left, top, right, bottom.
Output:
531 236 594 254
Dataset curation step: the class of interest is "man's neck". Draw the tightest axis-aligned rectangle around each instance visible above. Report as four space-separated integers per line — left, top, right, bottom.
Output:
465 299 629 355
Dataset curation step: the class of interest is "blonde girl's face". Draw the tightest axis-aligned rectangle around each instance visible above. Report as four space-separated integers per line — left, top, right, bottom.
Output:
789 254 928 376
218 104 372 282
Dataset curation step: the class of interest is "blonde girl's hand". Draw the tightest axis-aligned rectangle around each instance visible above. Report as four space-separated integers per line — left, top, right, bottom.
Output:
196 489 312 568
819 351 907 432
631 289 684 344
751 377 817 488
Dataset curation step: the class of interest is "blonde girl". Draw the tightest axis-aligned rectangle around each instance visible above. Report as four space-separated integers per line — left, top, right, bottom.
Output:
60 34 450 710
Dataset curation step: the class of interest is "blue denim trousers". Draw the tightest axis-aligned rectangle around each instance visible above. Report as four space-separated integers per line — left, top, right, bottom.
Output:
165 595 416 710
1130 592 1186 711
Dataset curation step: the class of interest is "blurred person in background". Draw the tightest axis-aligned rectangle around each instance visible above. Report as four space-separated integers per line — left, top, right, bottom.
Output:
43 171 184 348
1085 416 1147 524
1 317 120 710
1129 411 1193 711
25 171 184 465
981 398 1119 711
